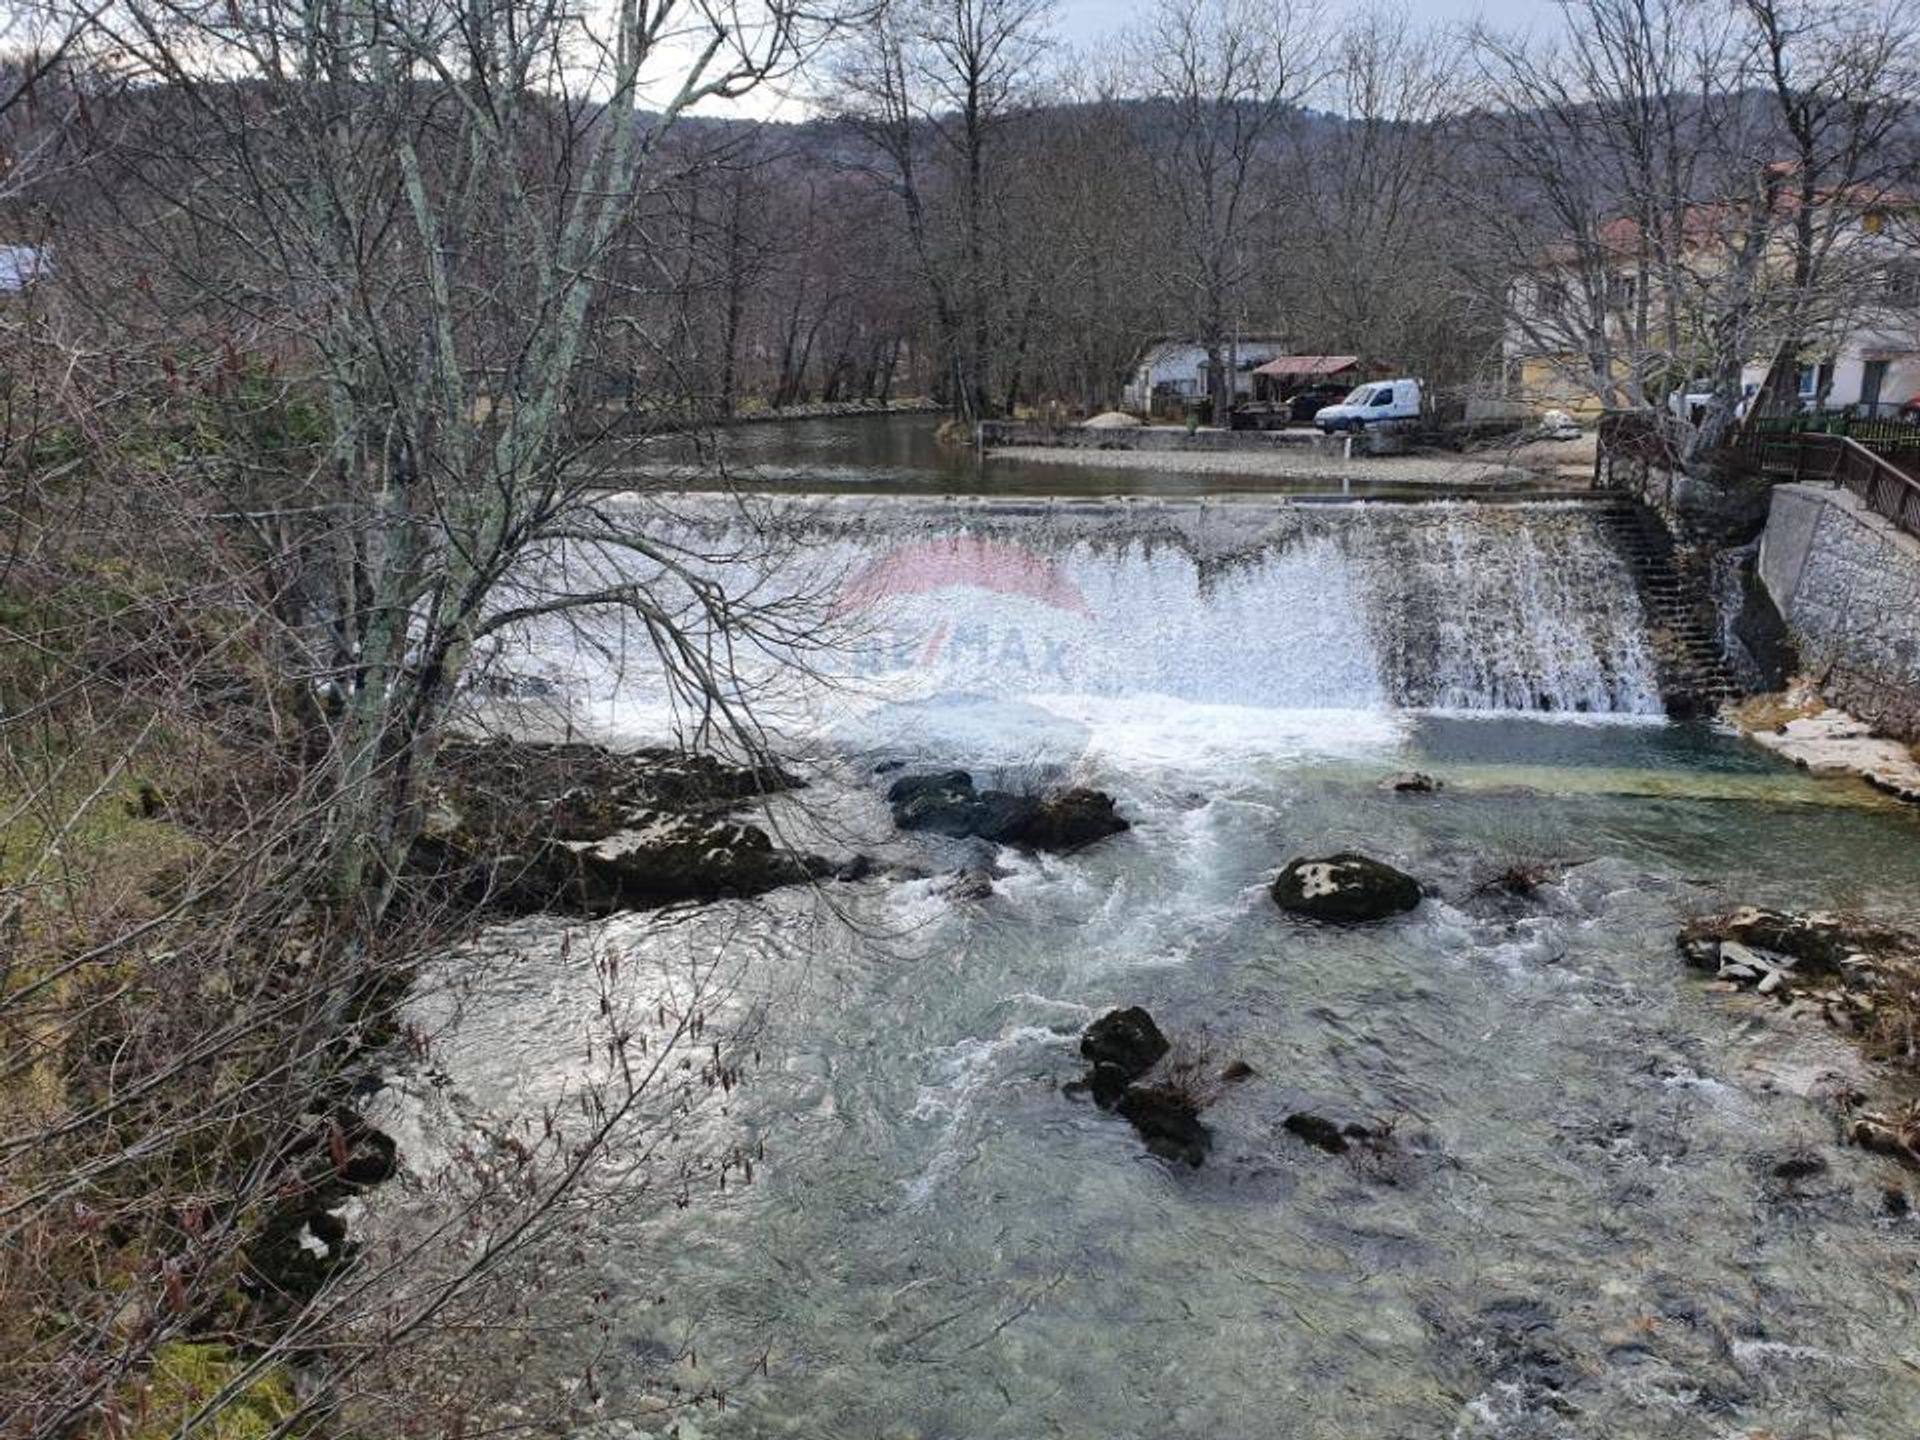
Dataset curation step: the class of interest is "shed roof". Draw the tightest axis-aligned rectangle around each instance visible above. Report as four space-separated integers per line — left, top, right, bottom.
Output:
1250 354 1362 378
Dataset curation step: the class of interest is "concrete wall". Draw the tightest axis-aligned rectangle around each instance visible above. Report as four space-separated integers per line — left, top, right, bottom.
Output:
1759 482 1920 739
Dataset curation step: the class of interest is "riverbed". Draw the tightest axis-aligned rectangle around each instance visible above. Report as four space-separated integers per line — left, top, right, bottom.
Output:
382 418 1920 1439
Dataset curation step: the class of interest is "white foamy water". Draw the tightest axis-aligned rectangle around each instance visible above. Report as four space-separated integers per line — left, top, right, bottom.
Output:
527 498 1665 761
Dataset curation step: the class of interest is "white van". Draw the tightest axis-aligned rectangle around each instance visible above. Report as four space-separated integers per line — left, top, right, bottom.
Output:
1314 378 1423 433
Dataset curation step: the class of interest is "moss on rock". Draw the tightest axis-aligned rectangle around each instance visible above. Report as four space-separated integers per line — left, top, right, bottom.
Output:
128 1342 296 1440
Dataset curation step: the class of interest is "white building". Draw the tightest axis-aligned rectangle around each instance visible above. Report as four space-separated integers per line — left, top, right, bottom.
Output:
1741 278 1920 417
1123 336 1293 413
0 245 45 294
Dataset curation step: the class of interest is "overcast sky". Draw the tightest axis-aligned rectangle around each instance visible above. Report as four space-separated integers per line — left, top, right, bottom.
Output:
1051 0 1568 48
694 0 1572 120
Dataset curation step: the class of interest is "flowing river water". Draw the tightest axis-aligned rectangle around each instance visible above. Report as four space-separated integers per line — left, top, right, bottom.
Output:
381 419 1920 1439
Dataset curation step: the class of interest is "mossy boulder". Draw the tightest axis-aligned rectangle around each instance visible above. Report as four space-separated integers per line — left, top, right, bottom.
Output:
408 739 825 916
1272 852 1422 923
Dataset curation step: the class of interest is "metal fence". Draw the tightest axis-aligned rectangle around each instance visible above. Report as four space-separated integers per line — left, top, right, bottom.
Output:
1596 408 1920 545
1761 431 1920 542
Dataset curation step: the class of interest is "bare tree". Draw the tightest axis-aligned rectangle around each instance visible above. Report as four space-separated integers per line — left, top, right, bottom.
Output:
1739 0 1918 419
834 0 1053 422
1462 0 1915 459
2 0 857 1432
1286 7 1470 380
1127 0 1315 423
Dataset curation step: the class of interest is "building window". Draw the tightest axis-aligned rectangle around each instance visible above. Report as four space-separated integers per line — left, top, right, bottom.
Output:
1887 263 1920 307
1538 279 1568 320
1797 361 1835 401
1606 272 1637 311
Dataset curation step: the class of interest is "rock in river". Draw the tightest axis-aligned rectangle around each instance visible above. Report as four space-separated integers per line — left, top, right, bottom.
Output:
1271 852 1423 923
886 770 1128 852
1378 771 1441 793
408 739 829 917
1116 1085 1211 1168
1080 1006 1170 1081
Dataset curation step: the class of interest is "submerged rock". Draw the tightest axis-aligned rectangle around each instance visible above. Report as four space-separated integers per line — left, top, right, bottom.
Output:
886 770 1129 852
1378 771 1442 794
887 770 1032 841
1272 852 1423 922
1070 1008 1211 1165
1282 1110 1385 1156
1116 1085 1210 1167
942 863 997 901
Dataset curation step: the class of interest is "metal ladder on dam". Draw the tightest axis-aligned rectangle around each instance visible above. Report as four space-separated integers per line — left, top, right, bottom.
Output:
1594 500 1739 717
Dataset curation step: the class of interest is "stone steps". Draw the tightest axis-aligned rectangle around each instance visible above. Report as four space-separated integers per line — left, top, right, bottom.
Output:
1595 501 1739 713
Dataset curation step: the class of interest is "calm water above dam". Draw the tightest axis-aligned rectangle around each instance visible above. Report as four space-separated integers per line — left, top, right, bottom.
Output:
384 421 1920 1439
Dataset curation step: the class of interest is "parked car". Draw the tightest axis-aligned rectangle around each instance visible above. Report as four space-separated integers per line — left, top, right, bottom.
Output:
1288 385 1349 423
1314 378 1423 433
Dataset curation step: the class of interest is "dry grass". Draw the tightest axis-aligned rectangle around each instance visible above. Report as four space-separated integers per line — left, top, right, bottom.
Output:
1148 1033 1228 1114
1728 679 1828 734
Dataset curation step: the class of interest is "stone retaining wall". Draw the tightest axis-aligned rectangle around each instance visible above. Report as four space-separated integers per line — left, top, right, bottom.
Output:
1759 482 1920 741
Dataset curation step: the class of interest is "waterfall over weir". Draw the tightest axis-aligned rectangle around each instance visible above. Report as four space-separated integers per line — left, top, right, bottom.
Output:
585 496 1666 721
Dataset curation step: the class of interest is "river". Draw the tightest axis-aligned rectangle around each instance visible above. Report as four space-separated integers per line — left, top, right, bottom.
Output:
379 417 1920 1439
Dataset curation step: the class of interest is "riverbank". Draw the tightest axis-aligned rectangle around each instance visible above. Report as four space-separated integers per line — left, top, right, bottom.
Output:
1731 685 1920 804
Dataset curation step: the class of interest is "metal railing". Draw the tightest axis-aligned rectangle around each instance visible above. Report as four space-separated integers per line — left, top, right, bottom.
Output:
1749 408 1920 460
1765 431 1920 542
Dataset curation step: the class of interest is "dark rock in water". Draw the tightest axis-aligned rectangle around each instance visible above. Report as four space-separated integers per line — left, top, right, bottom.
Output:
1272 852 1422 923
872 759 906 775
885 771 1129 851
1885 1186 1911 1218
1220 1059 1257 1083
334 1117 398 1187
887 770 1036 841
1470 1297 1578 1409
1086 1062 1133 1109
943 864 996 901
1005 788 1130 851
886 769 975 808
1080 1006 1170 1079
834 854 877 882
304 1208 348 1251
1284 1111 1357 1155
1769 1151 1828 1183
1116 1084 1210 1167
1378 771 1441 794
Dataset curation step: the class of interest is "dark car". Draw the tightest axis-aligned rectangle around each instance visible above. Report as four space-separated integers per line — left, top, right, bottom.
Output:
1288 385 1349 424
